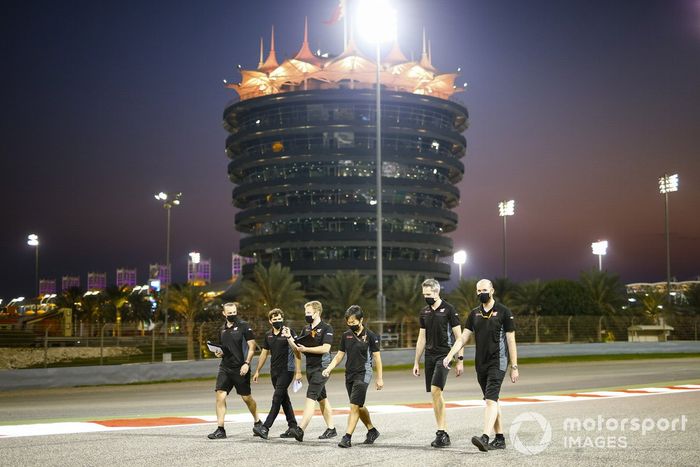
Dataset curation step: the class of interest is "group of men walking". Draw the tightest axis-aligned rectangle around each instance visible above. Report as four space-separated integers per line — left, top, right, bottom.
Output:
207 278 518 452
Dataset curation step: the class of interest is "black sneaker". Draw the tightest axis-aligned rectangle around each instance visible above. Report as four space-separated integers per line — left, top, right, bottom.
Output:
207 426 226 440
280 427 296 438
253 424 269 440
488 437 506 450
471 434 490 452
338 435 352 448
318 427 337 439
290 425 304 442
364 428 380 444
430 431 451 448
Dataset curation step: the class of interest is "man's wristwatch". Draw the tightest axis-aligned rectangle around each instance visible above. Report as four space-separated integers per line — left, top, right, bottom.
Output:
244 361 251 366
457 356 464 361
511 364 518 370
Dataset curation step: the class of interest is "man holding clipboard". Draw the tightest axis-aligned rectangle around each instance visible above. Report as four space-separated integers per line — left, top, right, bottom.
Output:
207 302 262 440
285 300 336 442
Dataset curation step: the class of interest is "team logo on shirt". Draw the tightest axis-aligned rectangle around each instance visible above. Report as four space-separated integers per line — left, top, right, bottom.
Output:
493 312 498 316
311 329 318 338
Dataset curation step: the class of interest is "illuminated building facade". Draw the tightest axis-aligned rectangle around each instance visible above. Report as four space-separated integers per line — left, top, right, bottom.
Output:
224 22 468 280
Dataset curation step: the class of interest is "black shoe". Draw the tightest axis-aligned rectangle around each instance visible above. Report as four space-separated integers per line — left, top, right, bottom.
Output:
430 431 451 448
253 424 269 440
280 427 296 438
338 435 352 448
471 434 490 452
488 437 506 450
207 426 226 440
318 427 337 439
290 425 304 442
364 428 380 444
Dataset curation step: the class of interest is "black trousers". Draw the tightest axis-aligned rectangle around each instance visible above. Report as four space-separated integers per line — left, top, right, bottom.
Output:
263 370 297 429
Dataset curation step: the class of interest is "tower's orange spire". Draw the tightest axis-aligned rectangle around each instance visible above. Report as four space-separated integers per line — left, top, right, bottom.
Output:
257 37 264 69
295 17 320 64
259 25 279 73
419 27 436 71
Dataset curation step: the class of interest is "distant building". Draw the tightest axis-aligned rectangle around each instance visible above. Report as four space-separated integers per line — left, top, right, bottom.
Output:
626 281 700 305
87 272 107 291
149 263 171 286
188 256 212 285
39 279 56 295
231 253 255 279
223 24 468 280
116 268 137 288
61 276 80 291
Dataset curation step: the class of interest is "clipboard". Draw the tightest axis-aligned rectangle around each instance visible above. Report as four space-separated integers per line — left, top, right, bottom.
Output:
207 341 223 353
294 332 317 347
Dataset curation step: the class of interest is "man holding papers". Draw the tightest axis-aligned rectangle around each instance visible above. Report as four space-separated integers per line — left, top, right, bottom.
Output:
285 300 336 442
207 302 262 440
252 308 302 439
322 305 383 448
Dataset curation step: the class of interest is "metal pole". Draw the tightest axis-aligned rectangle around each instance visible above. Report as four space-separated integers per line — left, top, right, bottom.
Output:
598 254 602 272
375 41 385 338
502 215 508 279
458 263 463 282
164 205 171 343
664 189 671 305
44 327 49 368
35 245 39 297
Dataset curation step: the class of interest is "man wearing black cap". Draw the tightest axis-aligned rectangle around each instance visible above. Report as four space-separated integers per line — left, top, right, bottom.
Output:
444 278 519 452
207 302 262 440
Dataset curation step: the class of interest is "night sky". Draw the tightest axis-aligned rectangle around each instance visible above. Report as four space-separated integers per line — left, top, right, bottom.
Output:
1 0 699 299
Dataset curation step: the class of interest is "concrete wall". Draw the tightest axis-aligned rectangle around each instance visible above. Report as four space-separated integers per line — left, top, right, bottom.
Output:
1 341 698 391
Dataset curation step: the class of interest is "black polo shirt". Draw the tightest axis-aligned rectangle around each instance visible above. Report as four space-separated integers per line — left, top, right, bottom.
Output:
339 328 380 383
299 321 333 369
262 328 297 374
219 319 255 369
419 300 460 355
465 302 515 372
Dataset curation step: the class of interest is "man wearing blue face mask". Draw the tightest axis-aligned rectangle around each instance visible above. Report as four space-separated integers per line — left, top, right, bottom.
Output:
252 308 302 440
443 278 519 452
207 302 261 440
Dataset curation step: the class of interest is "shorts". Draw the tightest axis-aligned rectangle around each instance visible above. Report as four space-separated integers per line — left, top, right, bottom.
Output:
345 379 370 407
424 352 450 392
215 366 251 396
476 365 506 401
306 366 328 401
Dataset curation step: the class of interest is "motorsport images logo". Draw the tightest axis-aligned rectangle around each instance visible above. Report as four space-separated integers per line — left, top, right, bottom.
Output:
510 412 553 455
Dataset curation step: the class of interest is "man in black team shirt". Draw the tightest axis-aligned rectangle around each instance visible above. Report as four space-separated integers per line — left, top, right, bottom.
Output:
251 308 302 440
285 300 336 442
208 302 262 440
412 278 463 448
323 305 384 448
444 278 519 452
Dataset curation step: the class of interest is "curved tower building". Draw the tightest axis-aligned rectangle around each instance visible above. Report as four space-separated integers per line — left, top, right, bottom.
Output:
223 23 468 280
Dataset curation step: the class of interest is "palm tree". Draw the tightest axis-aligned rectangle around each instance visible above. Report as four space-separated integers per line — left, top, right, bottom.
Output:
491 277 517 306
385 274 423 347
510 280 545 316
102 285 130 337
54 287 84 336
641 291 667 324
316 270 376 320
446 278 479 316
168 283 205 360
239 262 306 321
579 269 626 316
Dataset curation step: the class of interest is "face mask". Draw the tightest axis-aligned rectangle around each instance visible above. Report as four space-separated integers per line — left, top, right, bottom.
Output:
348 324 360 333
272 321 283 330
226 314 238 323
478 292 491 304
305 315 314 324
424 297 436 306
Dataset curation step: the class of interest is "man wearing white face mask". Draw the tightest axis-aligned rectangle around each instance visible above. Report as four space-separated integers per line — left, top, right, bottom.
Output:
207 302 261 440
443 279 519 452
